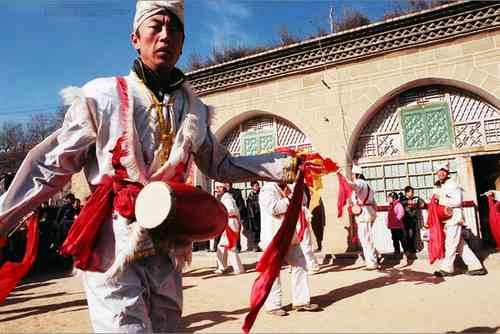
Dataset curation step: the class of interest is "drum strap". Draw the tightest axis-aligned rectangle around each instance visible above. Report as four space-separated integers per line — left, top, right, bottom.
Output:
357 186 372 206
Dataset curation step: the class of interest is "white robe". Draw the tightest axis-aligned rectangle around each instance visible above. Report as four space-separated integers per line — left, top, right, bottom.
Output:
216 192 244 274
349 178 379 268
433 179 482 273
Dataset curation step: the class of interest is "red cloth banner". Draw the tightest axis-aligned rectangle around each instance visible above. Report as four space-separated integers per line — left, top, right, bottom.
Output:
487 194 500 250
242 174 305 333
426 195 446 264
336 173 353 218
0 214 39 304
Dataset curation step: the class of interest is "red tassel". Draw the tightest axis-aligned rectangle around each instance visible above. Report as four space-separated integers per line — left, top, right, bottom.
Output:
0 214 39 304
242 174 305 333
427 195 445 264
336 173 352 218
487 194 500 250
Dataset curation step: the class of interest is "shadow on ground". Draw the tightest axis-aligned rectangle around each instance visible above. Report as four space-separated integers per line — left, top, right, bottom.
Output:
179 307 249 332
310 267 444 309
0 299 88 322
446 325 500 333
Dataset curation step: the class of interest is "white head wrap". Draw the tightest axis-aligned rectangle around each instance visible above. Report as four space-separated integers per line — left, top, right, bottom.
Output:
435 161 450 173
352 165 363 175
133 0 184 33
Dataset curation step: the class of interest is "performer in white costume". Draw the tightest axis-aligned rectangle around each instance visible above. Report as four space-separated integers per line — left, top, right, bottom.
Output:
0 2 298 332
347 165 381 270
259 182 319 316
432 162 487 277
214 183 245 275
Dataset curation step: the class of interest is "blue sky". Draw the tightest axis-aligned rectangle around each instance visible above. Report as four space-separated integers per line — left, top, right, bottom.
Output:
0 1 404 124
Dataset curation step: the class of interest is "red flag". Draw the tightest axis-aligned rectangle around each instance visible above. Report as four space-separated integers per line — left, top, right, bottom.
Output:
0 214 39 304
242 173 305 333
336 173 352 218
426 195 445 264
487 194 500 250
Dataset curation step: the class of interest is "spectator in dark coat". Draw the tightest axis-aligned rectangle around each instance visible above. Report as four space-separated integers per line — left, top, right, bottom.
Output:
246 181 261 251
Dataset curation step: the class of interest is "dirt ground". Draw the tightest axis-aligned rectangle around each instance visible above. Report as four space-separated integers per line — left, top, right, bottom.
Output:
1 251 500 333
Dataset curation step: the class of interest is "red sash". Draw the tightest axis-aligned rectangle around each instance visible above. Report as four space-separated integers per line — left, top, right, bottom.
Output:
224 215 240 251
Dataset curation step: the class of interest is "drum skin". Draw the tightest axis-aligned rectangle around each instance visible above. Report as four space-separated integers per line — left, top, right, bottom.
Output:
138 182 228 242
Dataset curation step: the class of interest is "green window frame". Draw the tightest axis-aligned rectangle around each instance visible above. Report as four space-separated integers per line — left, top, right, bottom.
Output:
399 102 454 152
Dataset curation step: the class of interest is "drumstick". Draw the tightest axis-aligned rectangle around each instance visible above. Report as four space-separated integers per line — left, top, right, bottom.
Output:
7 213 35 238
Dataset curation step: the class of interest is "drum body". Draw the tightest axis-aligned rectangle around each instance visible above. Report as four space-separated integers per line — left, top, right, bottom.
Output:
436 204 453 221
135 181 227 242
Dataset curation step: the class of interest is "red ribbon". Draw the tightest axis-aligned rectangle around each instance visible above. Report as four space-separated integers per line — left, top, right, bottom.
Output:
0 215 39 304
296 208 308 242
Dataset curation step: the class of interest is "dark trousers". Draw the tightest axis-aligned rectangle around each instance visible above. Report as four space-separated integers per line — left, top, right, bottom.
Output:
390 228 408 254
404 226 417 253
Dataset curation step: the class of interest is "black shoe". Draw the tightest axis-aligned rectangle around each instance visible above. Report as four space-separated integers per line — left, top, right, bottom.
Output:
266 308 288 316
434 270 453 277
465 268 487 276
292 303 321 312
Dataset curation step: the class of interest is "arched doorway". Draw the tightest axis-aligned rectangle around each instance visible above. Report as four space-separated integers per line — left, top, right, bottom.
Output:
352 84 500 251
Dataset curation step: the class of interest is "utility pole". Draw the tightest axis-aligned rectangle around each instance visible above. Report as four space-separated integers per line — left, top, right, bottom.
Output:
329 5 335 34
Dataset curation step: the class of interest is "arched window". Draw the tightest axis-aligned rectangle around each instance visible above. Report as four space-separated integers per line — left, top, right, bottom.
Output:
354 85 500 203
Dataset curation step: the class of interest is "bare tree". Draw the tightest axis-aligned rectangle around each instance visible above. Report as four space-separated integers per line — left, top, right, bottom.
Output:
26 113 59 145
278 24 300 46
186 52 206 71
335 9 371 32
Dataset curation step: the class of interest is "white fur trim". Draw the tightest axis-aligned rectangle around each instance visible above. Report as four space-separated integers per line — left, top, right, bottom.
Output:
103 222 145 284
118 77 148 184
59 86 85 106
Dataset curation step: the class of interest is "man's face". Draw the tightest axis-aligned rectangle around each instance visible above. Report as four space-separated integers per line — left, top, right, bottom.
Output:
215 185 224 196
406 189 414 199
252 183 260 193
131 11 184 73
437 169 449 182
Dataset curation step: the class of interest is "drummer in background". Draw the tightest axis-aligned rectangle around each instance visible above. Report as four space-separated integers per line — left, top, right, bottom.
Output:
259 182 320 316
432 162 487 277
214 182 245 275
346 165 381 270
0 1 301 332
